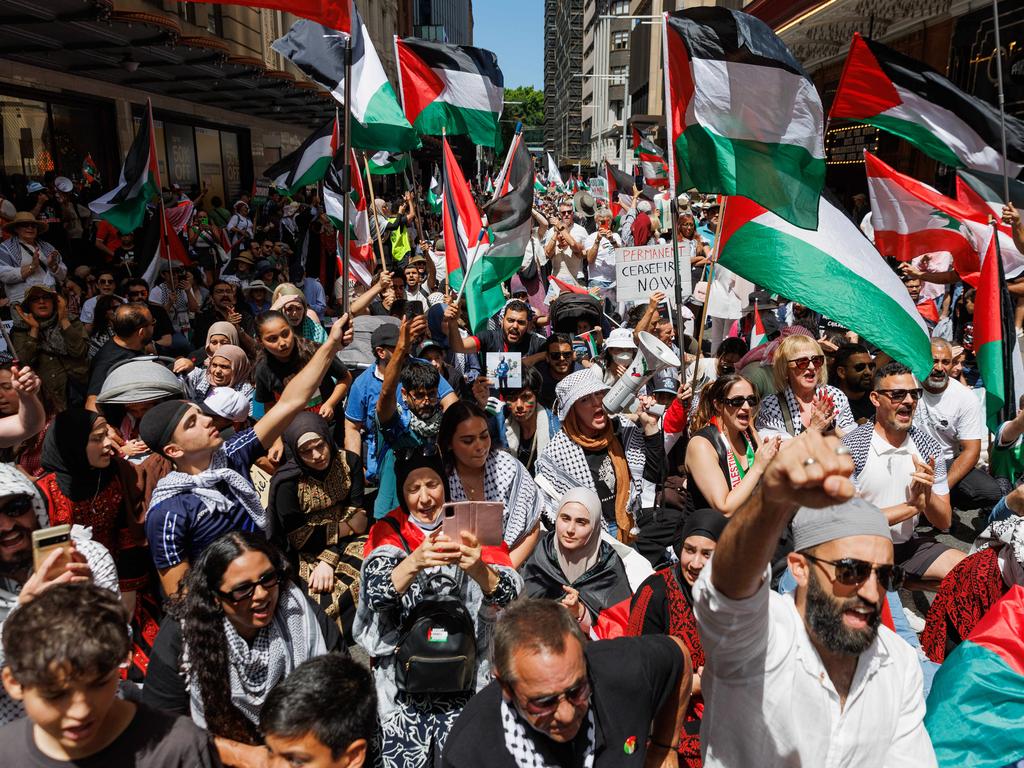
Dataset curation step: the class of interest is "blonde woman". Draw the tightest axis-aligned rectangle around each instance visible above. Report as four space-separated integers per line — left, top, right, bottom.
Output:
755 334 854 439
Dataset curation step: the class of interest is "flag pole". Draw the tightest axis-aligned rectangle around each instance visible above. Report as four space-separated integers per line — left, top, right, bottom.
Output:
340 40 353 314
363 153 388 272
991 0 1011 202
660 12 686 374
689 196 728 392
149 98 177 300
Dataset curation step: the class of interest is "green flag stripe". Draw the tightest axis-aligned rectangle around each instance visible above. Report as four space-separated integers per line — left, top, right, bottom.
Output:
976 339 1007 433
413 101 502 149
96 177 159 233
857 113 963 169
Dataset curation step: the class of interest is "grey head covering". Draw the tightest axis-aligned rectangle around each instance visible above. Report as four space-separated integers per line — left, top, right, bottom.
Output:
791 497 892 552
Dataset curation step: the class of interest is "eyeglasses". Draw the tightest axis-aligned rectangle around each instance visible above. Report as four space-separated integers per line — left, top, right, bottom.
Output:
0 495 33 518
803 553 904 591
217 570 283 603
788 355 825 371
721 395 758 408
548 350 574 360
845 361 876 372
875 388 922 402
511 678 591 716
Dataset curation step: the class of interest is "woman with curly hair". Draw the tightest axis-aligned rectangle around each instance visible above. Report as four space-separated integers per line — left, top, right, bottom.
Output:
143 531 341 766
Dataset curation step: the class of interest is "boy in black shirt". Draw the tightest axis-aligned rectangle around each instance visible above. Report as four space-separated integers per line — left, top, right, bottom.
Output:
0 583 218 766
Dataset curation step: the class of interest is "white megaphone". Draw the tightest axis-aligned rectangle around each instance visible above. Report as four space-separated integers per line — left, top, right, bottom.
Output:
602 331 681 414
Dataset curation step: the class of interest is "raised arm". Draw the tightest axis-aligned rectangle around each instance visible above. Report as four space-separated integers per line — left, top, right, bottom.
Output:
443 302 479 354
376 316 422 425
0 365 45 448
254 315 353 448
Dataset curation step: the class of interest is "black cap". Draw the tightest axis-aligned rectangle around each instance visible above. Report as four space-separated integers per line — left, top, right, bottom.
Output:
138 400 194 455
371 324 399 350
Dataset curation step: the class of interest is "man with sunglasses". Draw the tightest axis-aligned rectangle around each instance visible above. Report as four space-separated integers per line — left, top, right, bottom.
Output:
442 598 692 768
534 334 580 410
833 343 877 424
693 429 937 767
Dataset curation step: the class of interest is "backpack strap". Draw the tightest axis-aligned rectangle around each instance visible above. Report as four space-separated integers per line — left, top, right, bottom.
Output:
779 394 797 437
381 515 412 554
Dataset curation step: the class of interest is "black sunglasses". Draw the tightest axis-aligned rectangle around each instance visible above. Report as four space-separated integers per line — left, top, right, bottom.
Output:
548 350 574 360
876 388 922 402
0 495 34 518
803 553 904 591
511 677 591 716
218 569 283 603
721 395 758 408
846 361 876 372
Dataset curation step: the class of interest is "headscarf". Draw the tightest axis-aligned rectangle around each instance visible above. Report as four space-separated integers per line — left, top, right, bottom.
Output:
271 283 308 323
41 409 115 501
680 508 729 545
205 321 239 355
554 488 603 584
394 447 447 524
208 343 250 388
426 303 449 349
270 412 340 491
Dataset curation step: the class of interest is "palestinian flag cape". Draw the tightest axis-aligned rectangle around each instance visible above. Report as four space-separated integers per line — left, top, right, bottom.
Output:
89 104 160 233
263 115 339 195
718 194 933 379
427 166 442 214
663 8 825 229
442 134 486 294
864 152 978 278
956 169 1024 279
272 1 419 152
633 126 669 187
367 151 410 175
925 585 1024 767
831 33 1024 177
395 37 504 149
323 150 375 285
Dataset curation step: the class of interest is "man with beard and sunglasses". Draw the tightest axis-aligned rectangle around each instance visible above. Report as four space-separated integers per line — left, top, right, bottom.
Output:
833 343 876 424
842 361 965 587
693 429 937 767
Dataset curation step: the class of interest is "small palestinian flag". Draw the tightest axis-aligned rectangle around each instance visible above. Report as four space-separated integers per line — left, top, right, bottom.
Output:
82 153 99 184
89 101 160 233
750 301 767 348
396 37 504 149
264 115 339 195
633 126 669 187
663 7 825 229
546 152 565 193
484 175 494 195
427 166 442 214
323 150 375 285
831 33 1024 177
605 161 636 218
367 151 410 175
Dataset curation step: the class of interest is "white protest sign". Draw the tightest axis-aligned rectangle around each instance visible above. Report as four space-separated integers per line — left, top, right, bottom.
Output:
614 243 691 305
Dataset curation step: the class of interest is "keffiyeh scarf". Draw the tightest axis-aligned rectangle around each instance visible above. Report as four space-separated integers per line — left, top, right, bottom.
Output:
447 450 542 549
409 407 442 439
974 514 1024 587
500 697 595 768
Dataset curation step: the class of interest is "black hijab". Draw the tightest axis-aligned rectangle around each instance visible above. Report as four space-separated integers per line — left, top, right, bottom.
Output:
675 508 729 603
41 409 116 501
268 411 336 501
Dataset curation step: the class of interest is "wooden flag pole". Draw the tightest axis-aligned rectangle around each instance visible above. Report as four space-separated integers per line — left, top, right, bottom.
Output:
363 153 388 273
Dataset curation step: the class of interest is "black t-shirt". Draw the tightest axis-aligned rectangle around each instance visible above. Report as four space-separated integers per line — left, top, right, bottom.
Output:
148 302 174 341
847 392 876 424
535 359 582 409
0 702 219 767
87 339 143 395
442 635 684 768
253 352 349 406
475 327 546 359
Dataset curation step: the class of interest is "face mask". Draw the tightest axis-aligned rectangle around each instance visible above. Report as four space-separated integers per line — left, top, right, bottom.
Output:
611 350 635 366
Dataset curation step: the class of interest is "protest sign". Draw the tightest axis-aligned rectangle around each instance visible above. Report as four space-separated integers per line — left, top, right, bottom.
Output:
615 243 691 305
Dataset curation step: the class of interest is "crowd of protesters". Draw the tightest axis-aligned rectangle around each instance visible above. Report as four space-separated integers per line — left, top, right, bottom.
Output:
0 165 1021 768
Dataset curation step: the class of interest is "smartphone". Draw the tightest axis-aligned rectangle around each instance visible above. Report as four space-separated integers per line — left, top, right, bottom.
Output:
405 299 425 319
441 501 504 547
32 524 72 573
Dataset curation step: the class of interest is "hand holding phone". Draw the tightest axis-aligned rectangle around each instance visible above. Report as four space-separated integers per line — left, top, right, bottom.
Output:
441 501 504 547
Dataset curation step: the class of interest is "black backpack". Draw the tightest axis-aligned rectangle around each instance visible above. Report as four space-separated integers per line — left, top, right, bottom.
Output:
382 517 478 695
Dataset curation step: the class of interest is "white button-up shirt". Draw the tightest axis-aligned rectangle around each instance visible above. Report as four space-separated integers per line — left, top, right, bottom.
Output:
692 562 937 767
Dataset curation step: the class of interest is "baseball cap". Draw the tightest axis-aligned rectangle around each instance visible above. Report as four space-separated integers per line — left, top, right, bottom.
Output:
371 324 399 349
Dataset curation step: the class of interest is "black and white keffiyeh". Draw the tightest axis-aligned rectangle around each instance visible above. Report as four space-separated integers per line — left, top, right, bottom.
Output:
973 514 1024 587
500 696 595 768
149 451 268 532
185 582 327 726
448 450 543 548
756 384 855 438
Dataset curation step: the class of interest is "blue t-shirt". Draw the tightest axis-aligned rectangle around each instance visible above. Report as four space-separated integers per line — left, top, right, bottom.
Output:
145 428 266 570
344 362 453 483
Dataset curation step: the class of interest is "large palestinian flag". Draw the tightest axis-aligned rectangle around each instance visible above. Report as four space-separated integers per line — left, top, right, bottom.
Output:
89 103 160 233
718 194 933 379
865 152 978 280
272 1 419 152
926 585 1024 767
831 33 1024 177
663 8 825 229
442 134 486 294
395 37 504 149
263 115 339 195
633 126 669 187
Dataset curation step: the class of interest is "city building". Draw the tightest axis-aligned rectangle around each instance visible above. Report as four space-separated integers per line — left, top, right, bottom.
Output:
582 0 633 170
0 0 402 207
543 0 585 167
411 0 474 45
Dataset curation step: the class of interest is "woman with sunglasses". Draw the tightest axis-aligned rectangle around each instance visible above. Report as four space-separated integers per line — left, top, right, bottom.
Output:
756 335 855 440
144 532 340 766
354 448 521 768
686 374 780 516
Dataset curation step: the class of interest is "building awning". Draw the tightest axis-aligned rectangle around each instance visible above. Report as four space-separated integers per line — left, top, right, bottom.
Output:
0 0 335 128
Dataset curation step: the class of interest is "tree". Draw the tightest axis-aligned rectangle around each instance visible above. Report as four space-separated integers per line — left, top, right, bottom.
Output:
501 85 544 150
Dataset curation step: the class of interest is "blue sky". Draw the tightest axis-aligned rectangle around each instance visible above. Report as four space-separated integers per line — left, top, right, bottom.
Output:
474 0 544 90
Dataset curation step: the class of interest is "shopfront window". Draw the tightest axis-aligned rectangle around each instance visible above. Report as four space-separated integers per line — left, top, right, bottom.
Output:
0 96 51 177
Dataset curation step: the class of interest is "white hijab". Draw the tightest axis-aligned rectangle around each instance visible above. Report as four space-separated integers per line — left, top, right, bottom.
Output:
554 488 603 585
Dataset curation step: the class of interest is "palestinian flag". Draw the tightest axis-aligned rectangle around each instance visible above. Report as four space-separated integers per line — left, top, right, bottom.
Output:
956 169 1024 279
663 8 825 229
865 152 978 279
750 301 767 347
395 37 504 149
534 179 547 195
272 2 419 152
491 130 522 203
82 153 99 184
323 150 375 285
427 166 442 214
547 153 565 193
263 115 339 195
925 585 1024 767
367 151 410 175
605 161 637 218
831 33 1024 177
633 126 669 187
89 103 160 233
550 274 589 296
484 175 494 195
574 329 602 358
718 194 933 379
442 134 486 294
140 207 195 287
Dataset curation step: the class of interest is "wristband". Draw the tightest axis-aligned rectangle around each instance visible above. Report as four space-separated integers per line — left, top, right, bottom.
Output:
649 738 678 751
